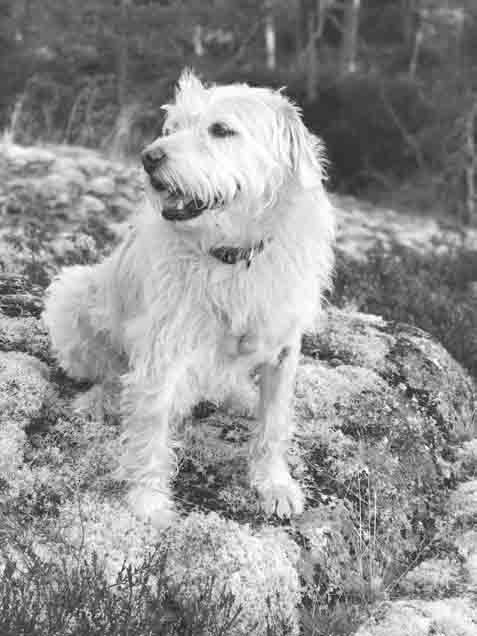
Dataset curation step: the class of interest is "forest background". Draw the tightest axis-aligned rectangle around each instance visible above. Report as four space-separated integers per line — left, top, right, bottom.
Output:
2 0 477 221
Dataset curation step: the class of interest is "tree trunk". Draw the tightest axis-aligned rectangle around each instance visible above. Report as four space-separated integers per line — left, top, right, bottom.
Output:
193 25 204 57
341 0 360 74
401 0 418 48
408 24 423 78
305 0 329 102
465 101 477 224
11 0 32 43
296 0 309 58
117 0 131 109
265 10 276 70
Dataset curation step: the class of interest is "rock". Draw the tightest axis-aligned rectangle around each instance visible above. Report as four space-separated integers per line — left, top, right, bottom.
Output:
354 598 477 636
161 512 301 636
394 477 477 606
57 166 88 191
455 530 477 591
52 493 158 576
0 274 45 318
110 194 136 218
170 308 475 609
1 142 476 636
334 194 477 260
87 176 116 198
33 174 74 201
75 153 114 177
49 504 301 635
0 142 56 167
445 480 477 529
0 351 52 425
78 193 107 215
304 308 474 438
398 557 463 599
0 351 54 487
0 315 50 361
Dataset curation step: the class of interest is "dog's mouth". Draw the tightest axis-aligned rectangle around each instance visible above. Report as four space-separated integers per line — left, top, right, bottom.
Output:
149 176 220 222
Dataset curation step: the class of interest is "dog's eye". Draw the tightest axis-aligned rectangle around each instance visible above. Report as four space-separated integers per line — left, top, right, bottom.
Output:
208 122 237 138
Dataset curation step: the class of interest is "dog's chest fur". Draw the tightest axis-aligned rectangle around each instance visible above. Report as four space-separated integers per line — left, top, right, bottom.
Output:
107 194 333 368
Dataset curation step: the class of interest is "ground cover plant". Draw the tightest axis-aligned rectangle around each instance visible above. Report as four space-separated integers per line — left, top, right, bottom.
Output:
332 244 477 381
1 142 476 636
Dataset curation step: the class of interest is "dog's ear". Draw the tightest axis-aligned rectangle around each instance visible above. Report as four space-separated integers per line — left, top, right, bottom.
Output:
279 101 326 189
177 68 205 95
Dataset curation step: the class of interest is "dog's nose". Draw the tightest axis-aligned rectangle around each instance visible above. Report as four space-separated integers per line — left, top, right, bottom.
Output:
141 147 167 174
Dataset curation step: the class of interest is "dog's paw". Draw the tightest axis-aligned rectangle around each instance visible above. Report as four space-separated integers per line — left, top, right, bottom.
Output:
256 477 305 518
128 487 176 529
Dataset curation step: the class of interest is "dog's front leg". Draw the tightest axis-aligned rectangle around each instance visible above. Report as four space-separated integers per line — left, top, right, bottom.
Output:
249 335 304 518
117 361 189 528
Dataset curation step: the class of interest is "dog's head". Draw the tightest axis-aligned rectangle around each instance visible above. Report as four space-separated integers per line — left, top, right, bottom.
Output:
141 69 325 224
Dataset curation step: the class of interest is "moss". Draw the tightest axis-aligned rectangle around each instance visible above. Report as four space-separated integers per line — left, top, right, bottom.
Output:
355 598 477 636
398 557 464 599
161 511 301 636
0 315 50 362
2 143 477 636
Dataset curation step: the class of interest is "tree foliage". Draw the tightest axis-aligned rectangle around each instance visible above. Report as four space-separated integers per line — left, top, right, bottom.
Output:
2 0 477 218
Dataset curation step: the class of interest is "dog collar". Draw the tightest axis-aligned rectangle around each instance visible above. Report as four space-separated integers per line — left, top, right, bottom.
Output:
209 238 271 268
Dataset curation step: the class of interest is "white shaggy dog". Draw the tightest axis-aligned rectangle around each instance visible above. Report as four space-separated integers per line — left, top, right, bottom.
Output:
43 70 335 526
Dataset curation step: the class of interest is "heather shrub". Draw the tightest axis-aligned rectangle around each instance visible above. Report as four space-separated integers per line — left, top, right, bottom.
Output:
0 548 243 636
0 511 300 636
332 244 477 379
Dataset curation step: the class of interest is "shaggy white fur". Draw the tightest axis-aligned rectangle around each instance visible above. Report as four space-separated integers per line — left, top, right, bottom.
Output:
43 70 335 526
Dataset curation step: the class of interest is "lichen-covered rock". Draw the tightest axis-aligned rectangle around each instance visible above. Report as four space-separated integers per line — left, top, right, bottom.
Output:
455 530 477 591
334 194 477 260
397 557 464 599
87 175 116 198
1 142 476 636
354 598 477 636
444 479 477 529
52 493 158 575
0 140 142 282
77 193 107 215
161 512 301 636
175 308 474 605
0 314 50 361
0 351 54 491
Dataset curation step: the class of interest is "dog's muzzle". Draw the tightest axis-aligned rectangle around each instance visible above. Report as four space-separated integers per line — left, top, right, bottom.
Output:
161 192 208 222
141 145 230 221
141 146 213 221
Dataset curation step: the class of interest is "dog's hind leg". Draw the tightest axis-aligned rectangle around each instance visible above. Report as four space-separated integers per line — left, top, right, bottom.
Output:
43 264 122 382
249 334 304 518
43 264 126 423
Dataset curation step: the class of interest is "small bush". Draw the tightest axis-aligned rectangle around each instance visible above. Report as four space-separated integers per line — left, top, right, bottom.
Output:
0 548 245 636
332 244 477 378
0 508 300 636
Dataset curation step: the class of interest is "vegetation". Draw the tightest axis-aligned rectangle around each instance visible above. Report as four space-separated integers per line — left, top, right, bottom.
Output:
2 1 477 218
0 548 247 636
333 243 477 380
1 4 477 635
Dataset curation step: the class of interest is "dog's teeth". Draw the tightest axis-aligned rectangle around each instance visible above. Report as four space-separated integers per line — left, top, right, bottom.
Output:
177 200 184 210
